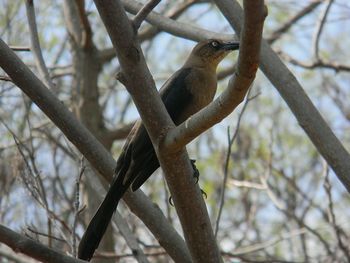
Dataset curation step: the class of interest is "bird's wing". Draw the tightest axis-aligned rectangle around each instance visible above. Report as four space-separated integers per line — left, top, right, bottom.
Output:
130 67 193 163
129 67 194 190
78 67 195 260
130 67 194 157
159 67 193 124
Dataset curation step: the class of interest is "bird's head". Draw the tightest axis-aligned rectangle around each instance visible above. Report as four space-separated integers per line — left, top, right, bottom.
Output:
185 39 239 69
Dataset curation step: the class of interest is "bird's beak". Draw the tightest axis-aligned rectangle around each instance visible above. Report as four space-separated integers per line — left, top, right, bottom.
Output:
221 41 240 51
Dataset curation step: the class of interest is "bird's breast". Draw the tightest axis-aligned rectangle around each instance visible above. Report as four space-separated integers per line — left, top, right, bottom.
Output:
179 68 217 122
189 68 217 108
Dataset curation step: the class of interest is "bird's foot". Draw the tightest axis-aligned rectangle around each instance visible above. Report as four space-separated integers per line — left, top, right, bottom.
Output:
191 160 206 198
168 188 207 206
168 196 174 206
190 159 200 184
167 160 202 206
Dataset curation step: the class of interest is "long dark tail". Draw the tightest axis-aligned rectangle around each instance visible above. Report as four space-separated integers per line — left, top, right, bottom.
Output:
78 176 128 261
78 145 133 261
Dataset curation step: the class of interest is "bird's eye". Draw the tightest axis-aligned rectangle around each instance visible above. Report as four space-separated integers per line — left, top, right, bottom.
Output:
211 41 219 48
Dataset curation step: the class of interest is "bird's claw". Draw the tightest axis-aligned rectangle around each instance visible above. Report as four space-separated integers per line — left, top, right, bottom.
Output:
167 160 202 206
168 196 174 206
168 188 207 206
190 159 200 184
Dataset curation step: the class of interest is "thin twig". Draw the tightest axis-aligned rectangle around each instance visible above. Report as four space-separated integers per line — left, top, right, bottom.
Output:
25 113 53 248
133 0 161 30
230 228 307 256
278 51 350 72
0 118 73 248
323 162 350 261
0 75 12 82
111 216 150 263
25 0 54 88
75 0 93 49
72 157 85 258
227 179 265 190
312 0 334 60
0 34 190 262
9 46 31 51
267 0 323 44
215 88 257 237
27 227 67 243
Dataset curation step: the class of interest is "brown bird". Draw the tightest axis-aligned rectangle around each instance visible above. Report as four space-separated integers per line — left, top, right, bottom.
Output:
78 39 239 261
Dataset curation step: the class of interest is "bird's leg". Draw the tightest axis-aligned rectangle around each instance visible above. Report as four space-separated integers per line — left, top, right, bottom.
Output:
168 160 205 206
168 196 174 207
190 159 200 184
190 159 208 199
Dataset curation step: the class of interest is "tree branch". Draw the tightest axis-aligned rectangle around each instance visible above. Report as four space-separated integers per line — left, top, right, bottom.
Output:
105 122 135 142
92 0 231 261
75 0 93 49
0 37 190 263
0 38 116 179
25 0 54 89
122 190 192 262
278 51 350 72
0 245 36 263
267 0 323 44
84 172 150 262
215 88 256 237
99 0 216 63
9 46 31 51
132 0 161 30
121 0 235 42
163 1 266 152
93 0 172 143
0 225 86 263
214 0 350 192
312 0 334 60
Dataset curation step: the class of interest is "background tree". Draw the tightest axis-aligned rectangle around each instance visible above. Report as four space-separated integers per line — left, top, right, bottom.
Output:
0 0 349 262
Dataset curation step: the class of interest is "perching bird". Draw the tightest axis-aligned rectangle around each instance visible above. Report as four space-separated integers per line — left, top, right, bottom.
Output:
78 39 239 261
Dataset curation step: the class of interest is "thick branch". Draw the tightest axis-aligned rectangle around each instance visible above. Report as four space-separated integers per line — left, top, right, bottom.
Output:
92 0 224 261
0 225 86 263
0 246 37 263
98 0 220 64
93 0 173 146
85 168 192 262
122 190 192 262
0 38 115 178
0 39 189 261
84 172 149 262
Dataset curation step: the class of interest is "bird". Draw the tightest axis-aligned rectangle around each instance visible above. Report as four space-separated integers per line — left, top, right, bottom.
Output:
78 39 239 261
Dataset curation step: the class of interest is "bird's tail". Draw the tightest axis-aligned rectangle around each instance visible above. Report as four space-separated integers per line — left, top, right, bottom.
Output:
78 145 133 261
78 174 128 261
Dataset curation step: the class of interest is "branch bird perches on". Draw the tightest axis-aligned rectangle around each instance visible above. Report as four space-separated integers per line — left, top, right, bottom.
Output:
78 39 240 261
